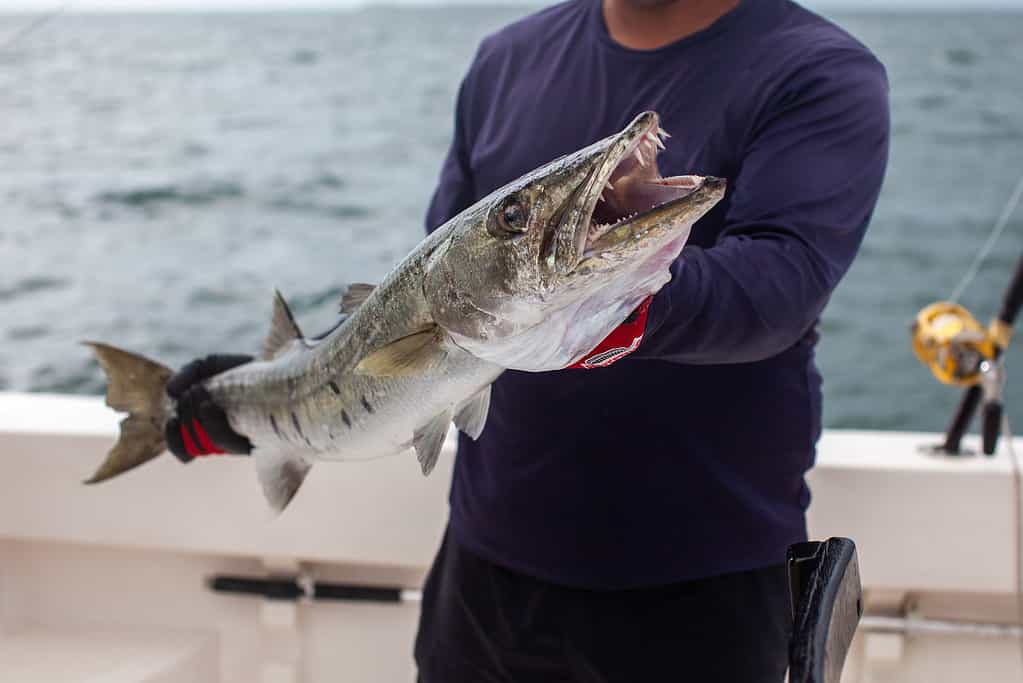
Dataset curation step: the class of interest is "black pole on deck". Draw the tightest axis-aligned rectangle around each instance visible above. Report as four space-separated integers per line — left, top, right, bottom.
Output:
208 575 407 603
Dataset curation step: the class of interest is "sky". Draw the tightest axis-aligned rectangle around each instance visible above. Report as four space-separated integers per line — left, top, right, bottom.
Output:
0 0 1021 10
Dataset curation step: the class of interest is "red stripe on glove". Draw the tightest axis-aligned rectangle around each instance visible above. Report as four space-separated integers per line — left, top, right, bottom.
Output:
192 419 226 455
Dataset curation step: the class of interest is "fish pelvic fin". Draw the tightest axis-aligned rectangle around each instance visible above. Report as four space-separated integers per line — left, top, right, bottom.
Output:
454 384 491 440
253 448 312 513
413 410 452 477
82 342 174 484
261 289 305 360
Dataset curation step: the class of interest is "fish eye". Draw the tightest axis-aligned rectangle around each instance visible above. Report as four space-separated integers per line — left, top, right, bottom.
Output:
494 198 528 237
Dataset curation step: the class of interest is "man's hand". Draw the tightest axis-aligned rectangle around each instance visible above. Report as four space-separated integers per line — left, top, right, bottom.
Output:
568 296 652 369
165 354 254 461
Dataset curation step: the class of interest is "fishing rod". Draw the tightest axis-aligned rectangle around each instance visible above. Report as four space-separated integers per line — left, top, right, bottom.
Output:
913 252 1022 455
910 177 1023 674
912 175 1023 456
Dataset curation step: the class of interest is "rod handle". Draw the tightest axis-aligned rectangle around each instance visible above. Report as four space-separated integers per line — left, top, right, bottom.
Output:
982 401 1003 456
943 384 982 454
997 252 1023 326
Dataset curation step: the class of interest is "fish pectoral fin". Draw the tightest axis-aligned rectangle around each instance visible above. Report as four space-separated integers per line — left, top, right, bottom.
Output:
454 384 491 441
355 325 445 377
261 289 305 360
253 448 312 514
339 283 377 315
413 410 451 476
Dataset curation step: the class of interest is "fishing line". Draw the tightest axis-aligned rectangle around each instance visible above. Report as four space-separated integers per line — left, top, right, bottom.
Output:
950 172 1023 304
0 1 74 54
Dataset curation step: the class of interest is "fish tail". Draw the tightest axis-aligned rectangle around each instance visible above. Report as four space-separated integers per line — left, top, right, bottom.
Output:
82 341 174 484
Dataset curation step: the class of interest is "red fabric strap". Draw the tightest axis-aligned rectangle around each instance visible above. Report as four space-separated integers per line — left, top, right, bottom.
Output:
183 418 226 457
568 296 652 369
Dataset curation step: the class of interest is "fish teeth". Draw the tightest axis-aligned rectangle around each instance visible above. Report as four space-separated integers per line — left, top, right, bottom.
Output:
605 180 614 191
657 126 671 139
634 148 646 167
646 131 665 150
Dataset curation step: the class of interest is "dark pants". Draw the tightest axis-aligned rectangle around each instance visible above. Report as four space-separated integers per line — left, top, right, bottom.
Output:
414 531 791 683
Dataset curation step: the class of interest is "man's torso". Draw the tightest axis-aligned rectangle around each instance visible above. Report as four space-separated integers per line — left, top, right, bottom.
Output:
435 0 877 588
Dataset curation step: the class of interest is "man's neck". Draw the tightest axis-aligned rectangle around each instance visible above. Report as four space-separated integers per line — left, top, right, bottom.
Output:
601 0 742 50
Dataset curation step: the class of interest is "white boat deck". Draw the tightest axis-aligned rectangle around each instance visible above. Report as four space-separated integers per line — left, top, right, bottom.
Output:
0 624 218 683
2 391 1022 682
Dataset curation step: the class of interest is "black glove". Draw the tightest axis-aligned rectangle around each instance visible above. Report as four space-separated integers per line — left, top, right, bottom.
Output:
165 354 254 462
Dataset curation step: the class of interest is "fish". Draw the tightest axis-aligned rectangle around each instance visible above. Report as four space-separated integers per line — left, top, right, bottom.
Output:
84 111 725 512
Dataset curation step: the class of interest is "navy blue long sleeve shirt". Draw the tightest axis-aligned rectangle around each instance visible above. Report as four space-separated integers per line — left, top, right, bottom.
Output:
426 0 889 589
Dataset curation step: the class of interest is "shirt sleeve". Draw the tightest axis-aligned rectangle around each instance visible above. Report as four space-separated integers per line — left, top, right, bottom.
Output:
425 60 480 234
634 50 891 365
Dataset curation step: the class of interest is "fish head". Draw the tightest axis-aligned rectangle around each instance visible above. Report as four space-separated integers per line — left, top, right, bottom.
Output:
424 111 726 371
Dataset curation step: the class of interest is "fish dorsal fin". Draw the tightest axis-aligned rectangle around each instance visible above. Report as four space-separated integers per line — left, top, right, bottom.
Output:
252 448 312 514
413 410 451 476
261 289 304 360
355 325 445 377
454 384 491 440
339 283 376 315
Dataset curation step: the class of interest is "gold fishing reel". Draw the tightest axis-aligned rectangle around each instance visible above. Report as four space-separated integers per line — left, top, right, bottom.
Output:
911 301 1012 387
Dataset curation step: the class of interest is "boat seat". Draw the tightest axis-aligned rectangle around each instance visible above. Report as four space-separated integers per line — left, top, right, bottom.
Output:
787 537 862 683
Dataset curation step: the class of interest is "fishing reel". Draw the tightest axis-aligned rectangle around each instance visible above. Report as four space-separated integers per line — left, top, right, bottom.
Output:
911 302 1008 387
914 253 1022 456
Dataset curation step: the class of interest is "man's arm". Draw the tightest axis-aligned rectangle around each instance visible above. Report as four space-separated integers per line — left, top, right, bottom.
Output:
634 50 890 365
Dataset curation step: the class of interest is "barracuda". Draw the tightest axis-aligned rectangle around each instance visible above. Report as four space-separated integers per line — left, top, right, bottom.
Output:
86 111 725 512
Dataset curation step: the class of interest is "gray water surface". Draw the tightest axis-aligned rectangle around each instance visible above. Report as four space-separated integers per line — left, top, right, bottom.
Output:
1 8 1021 435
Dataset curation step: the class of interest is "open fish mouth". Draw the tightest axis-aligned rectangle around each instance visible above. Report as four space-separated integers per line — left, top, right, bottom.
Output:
586 122 706 252
551 111 718 273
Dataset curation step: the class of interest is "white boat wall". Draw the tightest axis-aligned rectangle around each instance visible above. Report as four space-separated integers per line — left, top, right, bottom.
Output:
2 391 1022 682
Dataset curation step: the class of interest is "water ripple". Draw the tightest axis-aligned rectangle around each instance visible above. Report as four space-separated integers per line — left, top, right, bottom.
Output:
0 276 68 301
97 180 244 207
7 325 50 341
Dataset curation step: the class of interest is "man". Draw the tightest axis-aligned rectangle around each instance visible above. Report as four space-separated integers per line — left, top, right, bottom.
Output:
167 0 889 679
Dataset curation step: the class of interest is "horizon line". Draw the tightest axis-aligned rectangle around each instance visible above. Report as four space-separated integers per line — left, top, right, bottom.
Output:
1 2 1022 12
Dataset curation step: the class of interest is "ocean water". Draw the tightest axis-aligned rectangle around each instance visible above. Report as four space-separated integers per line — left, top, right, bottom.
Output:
0 7 1021 437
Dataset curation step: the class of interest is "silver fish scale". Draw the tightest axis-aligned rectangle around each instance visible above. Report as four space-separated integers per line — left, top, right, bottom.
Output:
202 226 501 465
